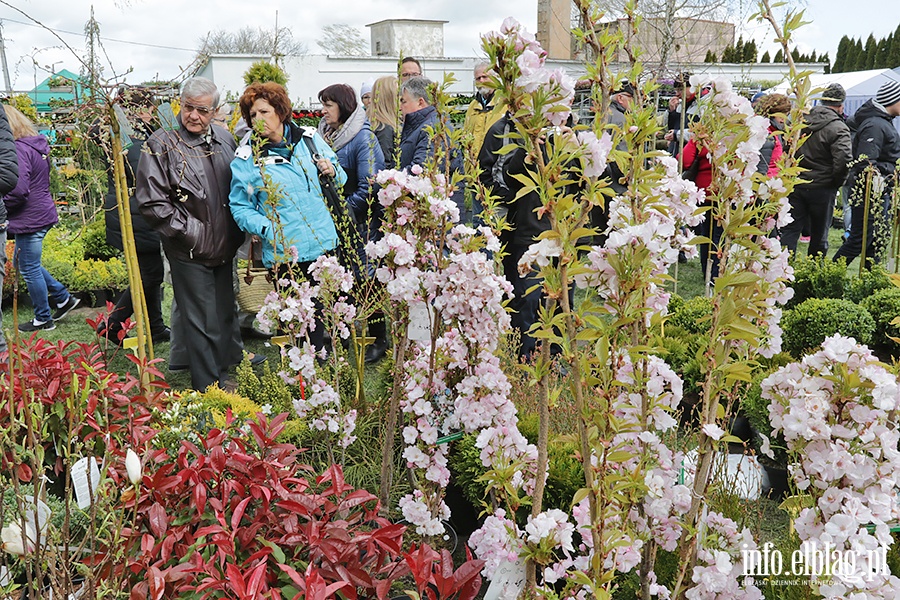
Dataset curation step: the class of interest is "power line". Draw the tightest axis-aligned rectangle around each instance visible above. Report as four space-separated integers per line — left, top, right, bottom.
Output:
0 16 197 52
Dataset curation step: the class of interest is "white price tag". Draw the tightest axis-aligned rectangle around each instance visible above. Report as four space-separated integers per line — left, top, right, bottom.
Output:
483 558 527 600
22 495 51 540
71 457 101 510
407 301 433 343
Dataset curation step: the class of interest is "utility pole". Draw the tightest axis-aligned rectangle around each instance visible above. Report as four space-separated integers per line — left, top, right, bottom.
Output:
0 21 13 94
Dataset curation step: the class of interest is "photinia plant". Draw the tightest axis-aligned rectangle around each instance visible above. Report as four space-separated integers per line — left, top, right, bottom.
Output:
118 410 490 599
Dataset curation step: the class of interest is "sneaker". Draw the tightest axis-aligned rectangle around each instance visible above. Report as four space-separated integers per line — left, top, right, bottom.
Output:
52 295 81 321
19 319 56 332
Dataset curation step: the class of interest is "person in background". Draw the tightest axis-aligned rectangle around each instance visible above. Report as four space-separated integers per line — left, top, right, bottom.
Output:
229 82 346 352
4 105 79 332
781 83 851 257
680 135 718 282
360 80 374 110
754 93 790 177
367 76 399 170
832 80 900 269
318 83 387 362
665 71 700 157
136 77 248 391
399 76 465 218
96 88 170 345
464 61 505 225
318 84 385 232
0 104 19 352
400 57 422 80
463 61 505 157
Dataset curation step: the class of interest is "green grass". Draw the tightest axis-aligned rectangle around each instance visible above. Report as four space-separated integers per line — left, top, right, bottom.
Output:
3 283 275 391
669 224 856 301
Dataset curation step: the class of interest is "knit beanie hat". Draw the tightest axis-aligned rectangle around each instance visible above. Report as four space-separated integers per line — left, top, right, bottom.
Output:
876 80 900 107
820 83 845 105
360 80 374 98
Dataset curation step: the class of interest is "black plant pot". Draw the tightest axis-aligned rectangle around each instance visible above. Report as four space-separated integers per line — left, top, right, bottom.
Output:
763 464 790 500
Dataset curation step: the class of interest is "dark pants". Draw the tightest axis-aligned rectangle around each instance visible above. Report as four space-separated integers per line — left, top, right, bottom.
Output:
168 257 242 390
833 190 891 269
781 187 836 257
503 242 544 360
106 250 166 336
695 206 723 282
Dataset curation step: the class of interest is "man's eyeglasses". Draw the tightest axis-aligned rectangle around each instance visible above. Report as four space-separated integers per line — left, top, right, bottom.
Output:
182 103 216 117
400 72 421 79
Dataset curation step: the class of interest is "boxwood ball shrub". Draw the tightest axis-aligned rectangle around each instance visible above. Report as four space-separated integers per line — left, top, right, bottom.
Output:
845 264 893 304
668 295 713 334
859 286 900 353
781 297 875 357
786 253 847 308
449 415 582 521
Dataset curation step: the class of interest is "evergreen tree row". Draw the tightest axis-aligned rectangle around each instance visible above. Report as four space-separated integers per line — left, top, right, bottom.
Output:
832 26 900 73
703 35 830 72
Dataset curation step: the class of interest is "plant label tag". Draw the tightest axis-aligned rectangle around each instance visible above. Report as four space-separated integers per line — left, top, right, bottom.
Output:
72 457 101 509
113 104 134 150
407 301 432 343
157 103 179 131
483 557 526 600
22 495 51 538
0 566 8 587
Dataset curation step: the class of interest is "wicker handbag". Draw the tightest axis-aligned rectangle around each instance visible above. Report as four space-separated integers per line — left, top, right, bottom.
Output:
236 238 272 314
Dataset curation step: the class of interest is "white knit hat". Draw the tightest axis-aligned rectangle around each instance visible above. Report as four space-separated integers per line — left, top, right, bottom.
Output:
876 80 900 107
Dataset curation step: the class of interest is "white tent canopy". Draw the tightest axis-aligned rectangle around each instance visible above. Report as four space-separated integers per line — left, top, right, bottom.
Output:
765 67 900 129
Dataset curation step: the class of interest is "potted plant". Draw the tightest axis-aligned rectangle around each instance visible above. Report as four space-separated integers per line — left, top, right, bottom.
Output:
47 75 74 93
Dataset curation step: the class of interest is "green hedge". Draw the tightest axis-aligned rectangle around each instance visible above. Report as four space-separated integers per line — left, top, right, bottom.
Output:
860 287 900 353
781 297 874 357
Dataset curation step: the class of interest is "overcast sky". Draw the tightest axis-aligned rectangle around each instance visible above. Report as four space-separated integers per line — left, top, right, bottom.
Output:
0 0 895 90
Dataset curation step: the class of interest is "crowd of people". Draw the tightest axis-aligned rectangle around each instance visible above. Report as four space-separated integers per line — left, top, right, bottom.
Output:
1 59 898 388
668 73 900 281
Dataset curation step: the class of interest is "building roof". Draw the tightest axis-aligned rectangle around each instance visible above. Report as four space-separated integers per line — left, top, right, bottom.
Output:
366 19 448 27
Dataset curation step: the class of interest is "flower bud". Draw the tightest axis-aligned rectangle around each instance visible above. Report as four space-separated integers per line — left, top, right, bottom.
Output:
1 522 36 555
125 449 142 485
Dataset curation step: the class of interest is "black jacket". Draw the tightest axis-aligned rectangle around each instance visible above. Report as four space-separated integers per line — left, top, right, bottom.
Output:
796 105 852 190
100 123 161 254
849 99 900 182
0 106 20 223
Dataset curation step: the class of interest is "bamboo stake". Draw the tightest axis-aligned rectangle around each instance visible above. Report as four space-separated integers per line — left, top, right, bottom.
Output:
108 106 152 389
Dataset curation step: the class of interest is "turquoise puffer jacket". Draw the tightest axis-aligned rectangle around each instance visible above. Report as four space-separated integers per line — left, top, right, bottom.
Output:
230 125 347 267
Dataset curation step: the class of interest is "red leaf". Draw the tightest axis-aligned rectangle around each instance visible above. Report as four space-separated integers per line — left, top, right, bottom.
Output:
245 561 268 597
15 463 32 482
194 482 207 517
147 565 166 600
130 582 148 600
231 496 252 531
224 563 246 597
277 563 308 590
147 502 168 538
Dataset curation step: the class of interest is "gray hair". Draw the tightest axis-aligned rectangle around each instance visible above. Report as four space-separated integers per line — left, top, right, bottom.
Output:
474 61 491 74
181 77 220 107
401 76 432 104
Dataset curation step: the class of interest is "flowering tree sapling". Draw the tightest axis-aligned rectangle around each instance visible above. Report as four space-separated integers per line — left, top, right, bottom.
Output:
369 161 535 536
762 335 900 598
470 0 812 597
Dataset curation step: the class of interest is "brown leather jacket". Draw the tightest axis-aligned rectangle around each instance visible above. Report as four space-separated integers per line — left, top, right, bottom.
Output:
135 121 242 266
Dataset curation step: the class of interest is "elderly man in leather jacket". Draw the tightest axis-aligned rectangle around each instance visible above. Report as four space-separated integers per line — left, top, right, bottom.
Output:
136 77 244 390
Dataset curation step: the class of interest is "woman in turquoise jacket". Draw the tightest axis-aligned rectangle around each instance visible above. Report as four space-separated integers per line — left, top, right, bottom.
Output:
230 82 346 273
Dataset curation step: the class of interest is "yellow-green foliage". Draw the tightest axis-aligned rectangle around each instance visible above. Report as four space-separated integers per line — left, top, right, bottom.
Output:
42 227 85 289
70 258 128 291
5 95 41 123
